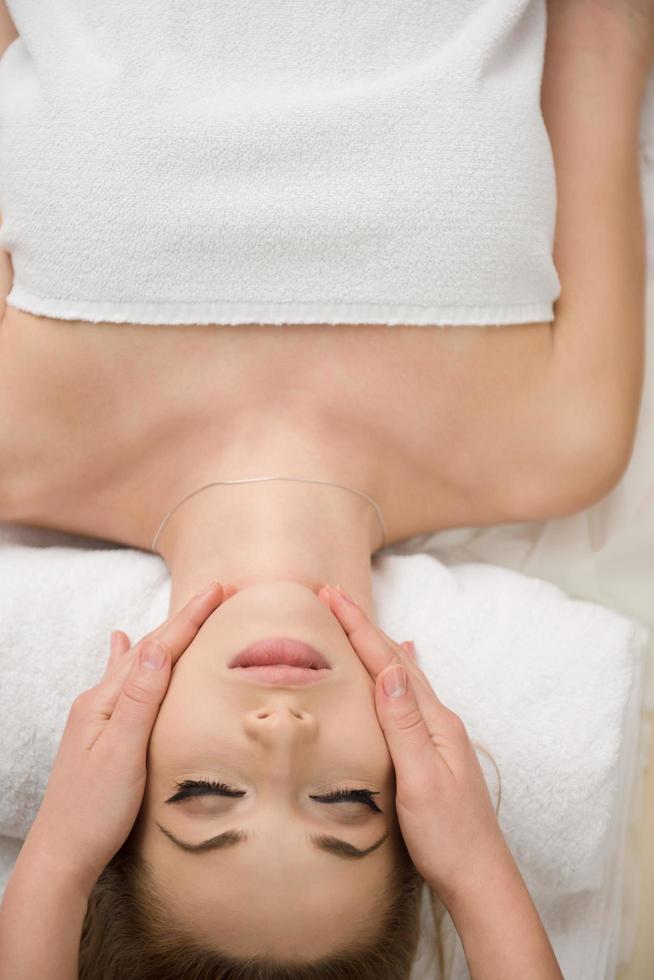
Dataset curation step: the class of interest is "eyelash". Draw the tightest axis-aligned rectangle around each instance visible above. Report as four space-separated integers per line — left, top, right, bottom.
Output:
169 778 382 812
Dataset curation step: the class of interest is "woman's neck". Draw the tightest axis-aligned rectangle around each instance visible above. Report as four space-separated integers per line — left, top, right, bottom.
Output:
158 473 381 619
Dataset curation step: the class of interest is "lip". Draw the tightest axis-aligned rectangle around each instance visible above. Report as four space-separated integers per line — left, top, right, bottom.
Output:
230 664 331 686
229 637 331 670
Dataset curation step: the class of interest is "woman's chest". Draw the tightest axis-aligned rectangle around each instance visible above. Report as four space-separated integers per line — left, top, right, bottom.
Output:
0 307 554 546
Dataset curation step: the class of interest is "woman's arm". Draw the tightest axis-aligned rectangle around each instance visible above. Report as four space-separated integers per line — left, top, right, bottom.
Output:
437 839 564 980
533 0 651 508
0 839 88 980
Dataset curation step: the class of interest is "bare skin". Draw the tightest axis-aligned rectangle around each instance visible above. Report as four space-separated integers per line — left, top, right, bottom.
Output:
0 1 647 570
0 0 649 967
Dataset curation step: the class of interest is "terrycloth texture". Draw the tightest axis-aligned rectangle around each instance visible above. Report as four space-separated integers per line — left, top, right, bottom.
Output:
0 538 648 980
0 0 560 326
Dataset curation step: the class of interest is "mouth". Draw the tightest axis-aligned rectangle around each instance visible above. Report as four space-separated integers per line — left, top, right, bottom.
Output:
228 637 332 685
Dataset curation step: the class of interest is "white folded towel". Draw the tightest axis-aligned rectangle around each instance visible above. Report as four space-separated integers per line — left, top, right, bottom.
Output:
0 532 649 980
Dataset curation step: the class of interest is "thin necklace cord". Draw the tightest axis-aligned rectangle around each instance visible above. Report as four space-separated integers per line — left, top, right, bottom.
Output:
151 475 388 555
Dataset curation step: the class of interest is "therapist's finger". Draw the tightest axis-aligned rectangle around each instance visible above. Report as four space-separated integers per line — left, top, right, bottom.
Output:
401 641 417 661
142 582 227 664
99 638 173 765
321 585 421 681
373 663 452 785
102 631 132 678
320 584 447 724
113 631 131 655
317 584 404 675
94 583 228 711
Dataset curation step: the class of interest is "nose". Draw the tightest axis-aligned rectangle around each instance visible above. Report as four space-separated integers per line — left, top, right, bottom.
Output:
244 703 318 745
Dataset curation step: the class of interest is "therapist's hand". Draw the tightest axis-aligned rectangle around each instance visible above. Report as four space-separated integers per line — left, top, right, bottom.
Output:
23 581 235 897
318 584 508 905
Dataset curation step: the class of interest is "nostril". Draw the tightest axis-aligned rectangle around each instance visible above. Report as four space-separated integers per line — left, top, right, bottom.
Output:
253 709 306 720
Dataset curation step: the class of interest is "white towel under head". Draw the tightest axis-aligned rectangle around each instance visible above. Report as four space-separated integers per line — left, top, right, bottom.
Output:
0 0 560 326
0 534 648 979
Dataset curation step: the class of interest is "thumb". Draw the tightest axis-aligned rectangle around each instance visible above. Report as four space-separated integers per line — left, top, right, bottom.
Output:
376 665 441 780
103 639 171 760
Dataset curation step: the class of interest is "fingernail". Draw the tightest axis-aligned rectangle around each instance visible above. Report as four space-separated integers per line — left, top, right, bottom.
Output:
140 639 166 670
405 641 416 658
382 666 406 698
335 584 357 605
198 581 218 597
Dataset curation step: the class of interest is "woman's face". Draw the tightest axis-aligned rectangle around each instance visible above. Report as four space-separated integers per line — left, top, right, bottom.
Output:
134 580 400 960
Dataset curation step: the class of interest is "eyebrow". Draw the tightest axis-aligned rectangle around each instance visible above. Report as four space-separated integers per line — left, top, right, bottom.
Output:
154 821 389 860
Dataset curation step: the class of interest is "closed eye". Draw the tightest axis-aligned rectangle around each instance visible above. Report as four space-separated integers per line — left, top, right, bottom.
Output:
310 788 382 812
165 779 383 813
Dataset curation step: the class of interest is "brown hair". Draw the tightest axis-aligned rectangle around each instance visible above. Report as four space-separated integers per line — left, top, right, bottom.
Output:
79 829 424 979
79 742 500 979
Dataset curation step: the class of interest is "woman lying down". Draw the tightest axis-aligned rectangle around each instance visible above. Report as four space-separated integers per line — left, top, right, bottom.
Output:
0 0 651 977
